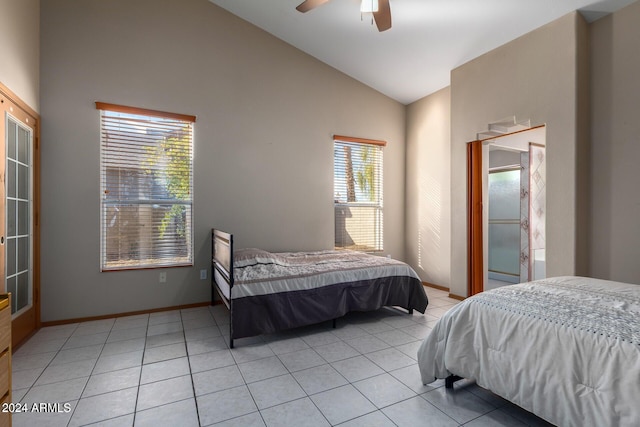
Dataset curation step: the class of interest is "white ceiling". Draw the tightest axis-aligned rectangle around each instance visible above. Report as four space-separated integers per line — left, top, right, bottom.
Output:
209 0 635 105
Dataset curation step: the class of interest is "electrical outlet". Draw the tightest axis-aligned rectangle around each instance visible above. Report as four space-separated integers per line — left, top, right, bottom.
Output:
200 269 207 280
159 272 167 283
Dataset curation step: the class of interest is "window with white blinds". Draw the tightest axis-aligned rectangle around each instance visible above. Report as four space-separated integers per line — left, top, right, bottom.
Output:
97 102 195 271
333 135 384 252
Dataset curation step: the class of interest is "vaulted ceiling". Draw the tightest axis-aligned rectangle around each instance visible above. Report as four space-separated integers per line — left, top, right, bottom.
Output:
210 0 636 104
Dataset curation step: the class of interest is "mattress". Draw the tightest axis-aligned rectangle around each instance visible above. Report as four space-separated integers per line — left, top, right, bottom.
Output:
417 276 640 427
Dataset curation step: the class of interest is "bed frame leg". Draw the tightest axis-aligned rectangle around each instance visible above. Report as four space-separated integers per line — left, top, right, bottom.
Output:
228 319 234 349
332 319 337 329
229 300 234 349
445 375 463 389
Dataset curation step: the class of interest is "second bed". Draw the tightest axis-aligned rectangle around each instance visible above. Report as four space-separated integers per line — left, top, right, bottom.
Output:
212 229 428 347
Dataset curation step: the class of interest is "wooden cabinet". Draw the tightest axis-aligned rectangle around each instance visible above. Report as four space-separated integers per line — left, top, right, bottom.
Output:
0 295 10 427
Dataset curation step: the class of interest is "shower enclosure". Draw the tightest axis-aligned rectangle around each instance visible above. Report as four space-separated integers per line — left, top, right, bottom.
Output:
487 143 546 286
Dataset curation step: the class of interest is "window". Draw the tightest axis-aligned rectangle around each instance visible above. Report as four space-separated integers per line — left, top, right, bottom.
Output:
333 135 384 252
97 102 195 271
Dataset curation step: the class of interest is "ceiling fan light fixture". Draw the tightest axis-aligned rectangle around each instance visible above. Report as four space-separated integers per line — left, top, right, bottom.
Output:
295 0 391 32
360 0 379 13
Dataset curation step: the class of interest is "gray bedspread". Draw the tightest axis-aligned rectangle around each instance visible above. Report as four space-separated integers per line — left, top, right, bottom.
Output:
230 249 428 339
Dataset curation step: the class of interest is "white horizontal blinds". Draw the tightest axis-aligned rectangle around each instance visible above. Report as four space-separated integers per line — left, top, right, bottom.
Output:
97 102 195 270
333 136 384 252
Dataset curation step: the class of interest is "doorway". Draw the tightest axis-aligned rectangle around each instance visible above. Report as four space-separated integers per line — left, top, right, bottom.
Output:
468 125 546 295
0 83 40 347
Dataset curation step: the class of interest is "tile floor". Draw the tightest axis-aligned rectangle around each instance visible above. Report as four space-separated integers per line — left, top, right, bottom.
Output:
10 287 553 426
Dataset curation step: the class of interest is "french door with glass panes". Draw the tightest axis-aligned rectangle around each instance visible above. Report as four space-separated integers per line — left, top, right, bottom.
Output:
0 84 40 346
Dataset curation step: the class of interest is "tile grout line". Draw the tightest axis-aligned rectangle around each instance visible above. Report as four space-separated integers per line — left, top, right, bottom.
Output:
180 308 204 427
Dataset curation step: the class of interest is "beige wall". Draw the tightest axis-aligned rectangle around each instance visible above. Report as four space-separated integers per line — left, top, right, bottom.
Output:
40 0 406 321
405 87 451 287
403 4 640 294
0 0 39 110
439 13 589 297
407 13 589 296
590 1 640 283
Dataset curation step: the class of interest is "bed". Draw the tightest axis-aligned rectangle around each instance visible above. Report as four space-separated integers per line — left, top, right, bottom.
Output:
417 276 640 427
212 229 428 348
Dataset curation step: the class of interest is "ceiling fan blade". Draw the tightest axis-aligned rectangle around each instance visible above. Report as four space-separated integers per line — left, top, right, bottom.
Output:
296 0 331 13
373 0 392 31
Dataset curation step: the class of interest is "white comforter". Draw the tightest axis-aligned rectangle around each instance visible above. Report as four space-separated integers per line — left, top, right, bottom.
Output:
417 276 640 427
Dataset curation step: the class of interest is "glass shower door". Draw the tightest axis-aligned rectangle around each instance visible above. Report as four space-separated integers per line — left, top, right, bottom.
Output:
488 169 520 283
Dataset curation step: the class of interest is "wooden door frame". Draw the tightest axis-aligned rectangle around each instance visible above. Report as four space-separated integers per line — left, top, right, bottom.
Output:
467 140 484 296
0 82 41 347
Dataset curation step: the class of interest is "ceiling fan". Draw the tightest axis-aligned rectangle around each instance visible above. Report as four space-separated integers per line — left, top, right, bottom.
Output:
296 0 392 32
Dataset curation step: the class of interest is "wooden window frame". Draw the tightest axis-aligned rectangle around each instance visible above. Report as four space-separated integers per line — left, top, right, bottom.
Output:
97 102 196 271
